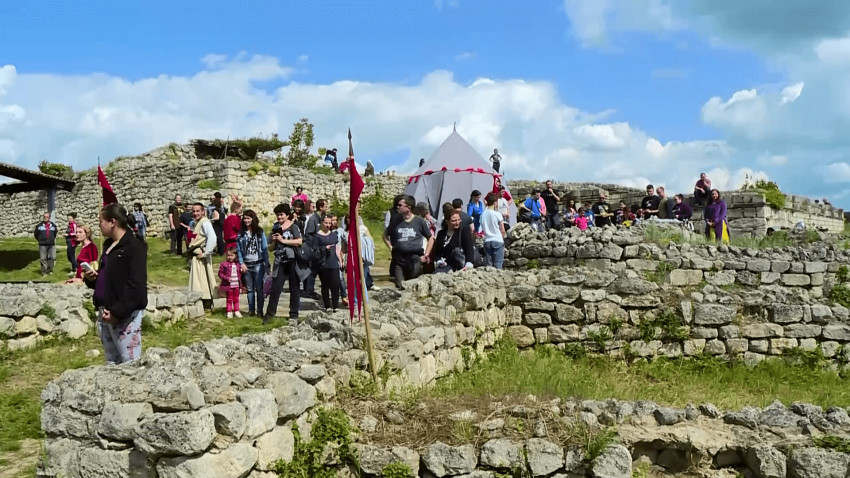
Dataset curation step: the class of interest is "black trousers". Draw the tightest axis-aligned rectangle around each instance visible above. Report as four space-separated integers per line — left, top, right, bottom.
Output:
320 267 341 310
171 228 184 254
265 261 300 319
213 223 225 255
392 250 423 288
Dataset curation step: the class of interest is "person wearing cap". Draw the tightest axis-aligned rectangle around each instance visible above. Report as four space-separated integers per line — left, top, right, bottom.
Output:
591 193 614 227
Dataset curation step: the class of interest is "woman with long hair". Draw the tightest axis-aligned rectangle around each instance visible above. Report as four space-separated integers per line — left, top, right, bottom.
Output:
264 203 303 324
315 214 343 311
82 204 147 364
434 203 476 273
467 190 484 234
704 189 730 243
66 225 98 283
237 209 270 317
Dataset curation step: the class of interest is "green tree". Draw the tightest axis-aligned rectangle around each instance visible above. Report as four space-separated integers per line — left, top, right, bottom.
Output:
278 118 321 168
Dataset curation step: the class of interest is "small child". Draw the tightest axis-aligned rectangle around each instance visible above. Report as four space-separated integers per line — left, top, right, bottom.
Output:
575 207 589 231
218 247 243 318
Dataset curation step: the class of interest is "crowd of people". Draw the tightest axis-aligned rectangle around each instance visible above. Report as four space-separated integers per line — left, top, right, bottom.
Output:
27 166 732 365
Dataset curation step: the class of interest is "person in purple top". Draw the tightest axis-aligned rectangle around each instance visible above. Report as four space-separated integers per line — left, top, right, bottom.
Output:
703 189 729 243
672 194 693 221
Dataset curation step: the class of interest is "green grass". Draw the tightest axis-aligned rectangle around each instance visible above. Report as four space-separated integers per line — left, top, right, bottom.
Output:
643 224 799 249
0 312 288 452
429 339 850 410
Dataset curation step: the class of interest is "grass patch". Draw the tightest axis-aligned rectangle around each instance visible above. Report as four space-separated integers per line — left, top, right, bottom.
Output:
429 338 850 410
197 178 221 190
0 313 288 451
643 224 799 249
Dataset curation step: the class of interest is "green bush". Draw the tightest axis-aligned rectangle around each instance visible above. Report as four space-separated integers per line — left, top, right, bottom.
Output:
197 179 221 190
763 189 786 209
271 407 358 478
830 265 850 308
38 160 73 178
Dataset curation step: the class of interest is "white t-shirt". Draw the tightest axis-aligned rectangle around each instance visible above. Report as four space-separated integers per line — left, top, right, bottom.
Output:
498 198 510 217
481 209 504 243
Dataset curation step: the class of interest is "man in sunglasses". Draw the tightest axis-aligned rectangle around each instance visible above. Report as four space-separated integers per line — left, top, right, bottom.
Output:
382 195 434 289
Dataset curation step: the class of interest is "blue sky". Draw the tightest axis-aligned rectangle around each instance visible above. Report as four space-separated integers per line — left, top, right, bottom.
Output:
1 0 849 206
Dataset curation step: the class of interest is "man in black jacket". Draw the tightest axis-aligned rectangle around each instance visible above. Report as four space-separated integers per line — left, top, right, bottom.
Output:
84 204 148 364
34 212 58 276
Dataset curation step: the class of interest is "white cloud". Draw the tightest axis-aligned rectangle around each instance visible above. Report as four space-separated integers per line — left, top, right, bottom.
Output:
297 55 309 65
825 163 850 183
780 82 804 105
758 152 788 166
434 0 458 12
455 52 476 61
0 54 740 200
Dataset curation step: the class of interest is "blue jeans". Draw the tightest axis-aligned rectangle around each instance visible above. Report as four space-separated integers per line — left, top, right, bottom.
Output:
137 223 146 240
244 263 265 314
484 241 505 269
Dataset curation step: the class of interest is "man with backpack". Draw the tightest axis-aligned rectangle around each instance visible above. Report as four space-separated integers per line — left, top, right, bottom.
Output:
301 198 327 300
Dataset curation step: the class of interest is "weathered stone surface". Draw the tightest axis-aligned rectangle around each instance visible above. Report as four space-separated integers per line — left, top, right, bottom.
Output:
787 447 850 478
156 442 257 478
526 438 564 476
480 439 524 469
209 402 246 439
549 325 580 342
745 445 786 478
263 372 316 419
255 425 295 471
77 447 157 478
667 269 703 286
237 389 277 440
823 325 850 341
98 402 153 441
296 364 327 384
354 445 420 476
694 304 735 326
421 442 477 477
590 444 632 478
509 326 535 347
654 407 685 426
134 409 216 456
770 305 805 324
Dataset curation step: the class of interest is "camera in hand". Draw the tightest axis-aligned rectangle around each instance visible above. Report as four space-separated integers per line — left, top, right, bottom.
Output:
272 224 283 236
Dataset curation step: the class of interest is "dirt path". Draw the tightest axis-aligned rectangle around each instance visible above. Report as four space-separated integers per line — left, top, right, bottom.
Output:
0 439 40 478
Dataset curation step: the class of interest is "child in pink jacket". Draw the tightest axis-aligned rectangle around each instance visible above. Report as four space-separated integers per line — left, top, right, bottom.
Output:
218 247 242 318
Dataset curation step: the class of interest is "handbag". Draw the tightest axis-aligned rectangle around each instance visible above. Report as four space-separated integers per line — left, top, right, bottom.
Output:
263 274 273 297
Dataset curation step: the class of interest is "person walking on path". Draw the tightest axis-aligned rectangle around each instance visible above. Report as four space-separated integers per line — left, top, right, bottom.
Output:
83 204 147 364
34 212 59 276
187 203 218 307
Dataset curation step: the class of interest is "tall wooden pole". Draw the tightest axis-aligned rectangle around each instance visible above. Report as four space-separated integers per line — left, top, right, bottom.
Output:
349 129 378 382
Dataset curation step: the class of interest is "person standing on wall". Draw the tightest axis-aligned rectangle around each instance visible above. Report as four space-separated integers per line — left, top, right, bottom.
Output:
541 180 561 230
168 194 184 254
83 204 148 364
489 149 502 173
64 213 79 275
34 212 58 277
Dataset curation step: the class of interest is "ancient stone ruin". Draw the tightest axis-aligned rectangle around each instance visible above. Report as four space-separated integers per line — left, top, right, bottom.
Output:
37 221 850 477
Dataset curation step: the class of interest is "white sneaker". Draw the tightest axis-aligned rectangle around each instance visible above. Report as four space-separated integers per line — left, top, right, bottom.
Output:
226 312 233 319
371 285 381 291
234 311 242 318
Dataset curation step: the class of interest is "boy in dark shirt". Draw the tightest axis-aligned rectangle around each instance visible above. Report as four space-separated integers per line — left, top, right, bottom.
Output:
639 185 661 219
540 180 561 230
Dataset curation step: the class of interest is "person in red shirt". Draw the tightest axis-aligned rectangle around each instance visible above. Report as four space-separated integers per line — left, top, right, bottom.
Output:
694 172 712 206
66 225 98 283
223 201 243 249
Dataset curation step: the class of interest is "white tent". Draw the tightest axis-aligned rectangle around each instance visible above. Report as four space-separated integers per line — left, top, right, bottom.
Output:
404 126 518 226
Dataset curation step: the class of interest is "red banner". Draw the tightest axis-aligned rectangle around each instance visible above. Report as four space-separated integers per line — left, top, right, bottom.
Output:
97 166 118 206
339 157 365 322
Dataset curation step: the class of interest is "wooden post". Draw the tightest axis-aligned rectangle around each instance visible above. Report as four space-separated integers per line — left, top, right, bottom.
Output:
354 198 378 382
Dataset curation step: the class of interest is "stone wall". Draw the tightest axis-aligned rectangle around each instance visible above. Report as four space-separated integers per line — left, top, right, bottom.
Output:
37 261 850 477
0 142 407 238
0 283 203 351
354 397 850 478
508 181 846 237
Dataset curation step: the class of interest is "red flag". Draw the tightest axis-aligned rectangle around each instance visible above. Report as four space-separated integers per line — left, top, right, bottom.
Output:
339 157 365 322
97 166 118 206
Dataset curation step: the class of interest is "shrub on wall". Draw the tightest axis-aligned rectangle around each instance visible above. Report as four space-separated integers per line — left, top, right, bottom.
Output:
38 160 73 179
197 179 221 190
744 179 786 209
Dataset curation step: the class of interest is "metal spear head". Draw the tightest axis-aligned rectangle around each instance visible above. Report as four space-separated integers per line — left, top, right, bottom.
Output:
348 128 354 160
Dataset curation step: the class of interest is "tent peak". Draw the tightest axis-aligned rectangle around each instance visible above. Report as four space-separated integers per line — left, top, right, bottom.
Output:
453 122 456 132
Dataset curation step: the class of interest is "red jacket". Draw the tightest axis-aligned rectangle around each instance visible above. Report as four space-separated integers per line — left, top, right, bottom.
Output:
218 261 242 290
223 215 241 246
75 242 99 279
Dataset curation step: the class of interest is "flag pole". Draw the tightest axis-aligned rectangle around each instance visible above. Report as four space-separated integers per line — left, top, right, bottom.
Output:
97 156 103 254
349 129 378 382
